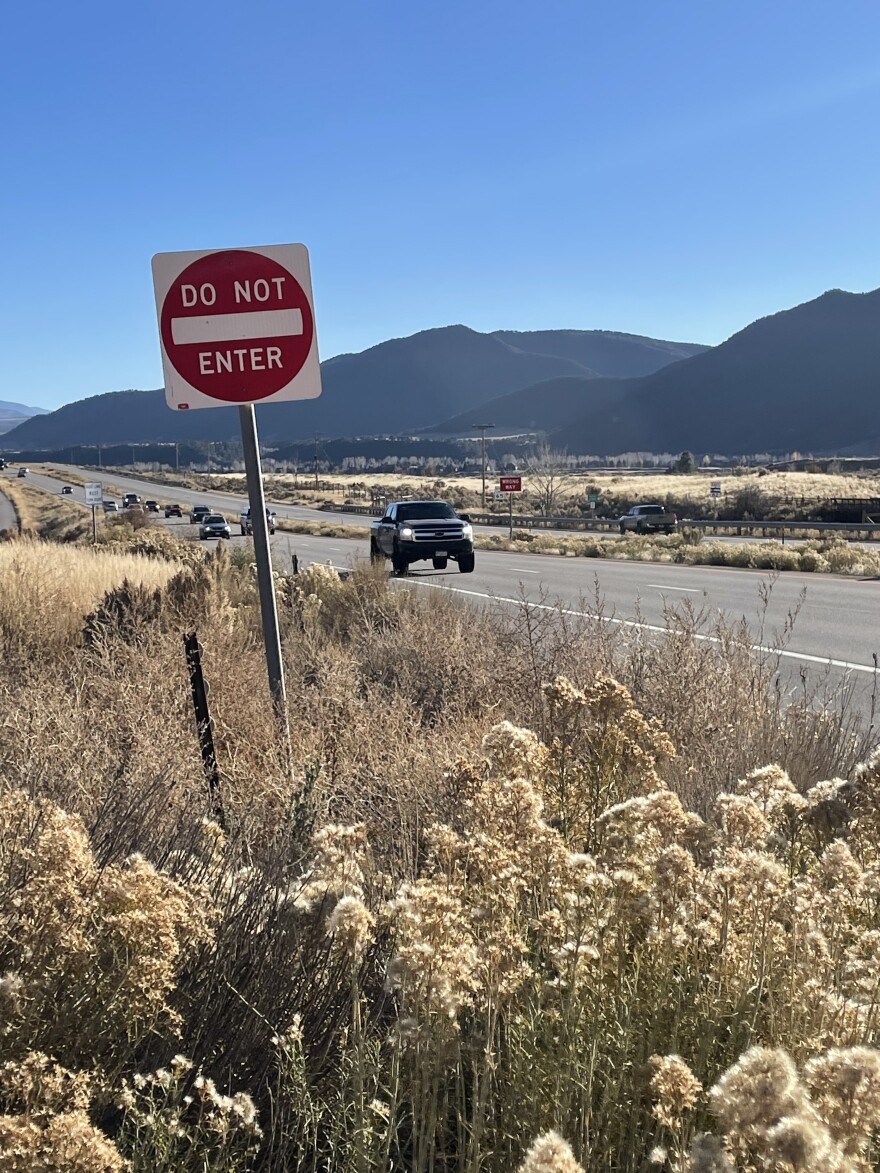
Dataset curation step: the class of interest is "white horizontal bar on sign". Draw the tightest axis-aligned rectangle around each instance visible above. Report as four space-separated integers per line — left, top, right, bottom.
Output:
171 309 304 346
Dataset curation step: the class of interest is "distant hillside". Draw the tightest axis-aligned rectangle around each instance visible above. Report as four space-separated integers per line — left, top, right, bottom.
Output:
0 400 48 417
431 331 708 434
0 399 48 436
549 289 880 455
490 330 706 377
433 375 627 435
3 325 700 447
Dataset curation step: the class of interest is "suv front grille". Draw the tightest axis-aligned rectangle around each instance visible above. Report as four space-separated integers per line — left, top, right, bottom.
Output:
410 523 465 542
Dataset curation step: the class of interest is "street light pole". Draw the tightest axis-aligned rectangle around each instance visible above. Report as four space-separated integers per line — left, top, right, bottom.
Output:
475 423 495 509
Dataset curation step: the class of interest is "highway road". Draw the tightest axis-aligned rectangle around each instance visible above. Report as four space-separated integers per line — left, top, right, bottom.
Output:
0 484 16 532
6 465 880 697
29 462 880 547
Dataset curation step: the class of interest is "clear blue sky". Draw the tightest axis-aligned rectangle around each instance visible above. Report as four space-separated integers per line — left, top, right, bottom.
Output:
3 0 880 409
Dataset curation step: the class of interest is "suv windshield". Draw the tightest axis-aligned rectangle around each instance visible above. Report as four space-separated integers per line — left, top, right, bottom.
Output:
397 502 457 521
204 515 225 524
640 506 664 514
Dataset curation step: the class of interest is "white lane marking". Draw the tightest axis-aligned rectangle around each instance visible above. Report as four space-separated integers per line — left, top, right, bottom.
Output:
514 568 540 574
408 580 877 675
171 308 303 345
649 584 701 592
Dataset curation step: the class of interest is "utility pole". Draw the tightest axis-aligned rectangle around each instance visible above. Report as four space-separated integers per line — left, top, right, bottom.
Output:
475 423 495 510
97 444 102 469
175 442 179 473
314 433 320 490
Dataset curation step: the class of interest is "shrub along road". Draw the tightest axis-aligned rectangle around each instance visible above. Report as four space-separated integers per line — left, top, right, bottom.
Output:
6 465 880 690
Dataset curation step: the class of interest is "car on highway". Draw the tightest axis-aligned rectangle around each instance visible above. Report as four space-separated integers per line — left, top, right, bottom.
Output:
190 504 211 525
618 504 677 535
199 513 231 540
239 506 277 535
17 468 28 478
122 493 140 508
61 485 73 494
103 500 119 512
144 499 159 512
164 502 183 518
370 499 475 575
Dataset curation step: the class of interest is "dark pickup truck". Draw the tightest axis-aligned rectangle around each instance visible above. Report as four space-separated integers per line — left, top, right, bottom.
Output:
370 500 475 575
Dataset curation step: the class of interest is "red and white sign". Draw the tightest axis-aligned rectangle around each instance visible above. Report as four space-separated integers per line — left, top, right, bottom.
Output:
499 476 522 493
151 244 322 411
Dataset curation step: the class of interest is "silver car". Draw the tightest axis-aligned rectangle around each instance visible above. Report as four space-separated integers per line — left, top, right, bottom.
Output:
199 513 231 540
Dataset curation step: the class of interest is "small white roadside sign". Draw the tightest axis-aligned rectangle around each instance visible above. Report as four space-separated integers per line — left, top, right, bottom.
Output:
84 481 103 505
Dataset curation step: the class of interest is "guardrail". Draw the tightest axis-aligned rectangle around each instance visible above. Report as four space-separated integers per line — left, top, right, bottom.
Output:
317 502 880 540
470 514 880 539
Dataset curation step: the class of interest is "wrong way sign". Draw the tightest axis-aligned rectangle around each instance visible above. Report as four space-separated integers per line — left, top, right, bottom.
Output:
151 244 322 410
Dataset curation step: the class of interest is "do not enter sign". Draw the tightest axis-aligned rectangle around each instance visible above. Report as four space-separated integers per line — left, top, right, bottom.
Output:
152 244 322 410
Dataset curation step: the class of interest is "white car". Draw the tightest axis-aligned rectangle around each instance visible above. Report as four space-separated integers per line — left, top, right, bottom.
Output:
103 500 119 513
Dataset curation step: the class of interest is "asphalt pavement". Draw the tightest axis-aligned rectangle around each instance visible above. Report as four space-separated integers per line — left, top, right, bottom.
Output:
0 484 17 531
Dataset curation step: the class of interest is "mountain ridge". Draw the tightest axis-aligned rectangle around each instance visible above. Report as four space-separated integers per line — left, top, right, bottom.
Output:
3 326 706 447
548 288 880 454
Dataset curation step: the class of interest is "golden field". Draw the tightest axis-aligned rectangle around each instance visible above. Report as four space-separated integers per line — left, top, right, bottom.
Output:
141 466 880 517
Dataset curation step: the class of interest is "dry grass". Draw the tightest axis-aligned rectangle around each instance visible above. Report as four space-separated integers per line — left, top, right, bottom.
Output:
0 537 183 645
275 516 370 539
478 530 880 575
1 536 880 1171
200 467 880 509
1 477 93 542
579 467 880 504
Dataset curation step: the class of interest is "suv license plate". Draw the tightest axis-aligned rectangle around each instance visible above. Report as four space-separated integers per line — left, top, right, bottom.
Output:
435 549 447 557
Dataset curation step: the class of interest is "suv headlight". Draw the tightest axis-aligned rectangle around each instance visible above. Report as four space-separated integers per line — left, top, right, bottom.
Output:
399 526 414 539
461 523 473 540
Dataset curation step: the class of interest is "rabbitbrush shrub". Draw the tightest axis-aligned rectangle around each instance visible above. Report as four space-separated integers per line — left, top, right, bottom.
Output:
1 548 879 1170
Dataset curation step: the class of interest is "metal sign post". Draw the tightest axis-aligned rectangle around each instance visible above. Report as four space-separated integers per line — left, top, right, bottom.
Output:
499 476 522 540
84 481 102 546
239 405 290 744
